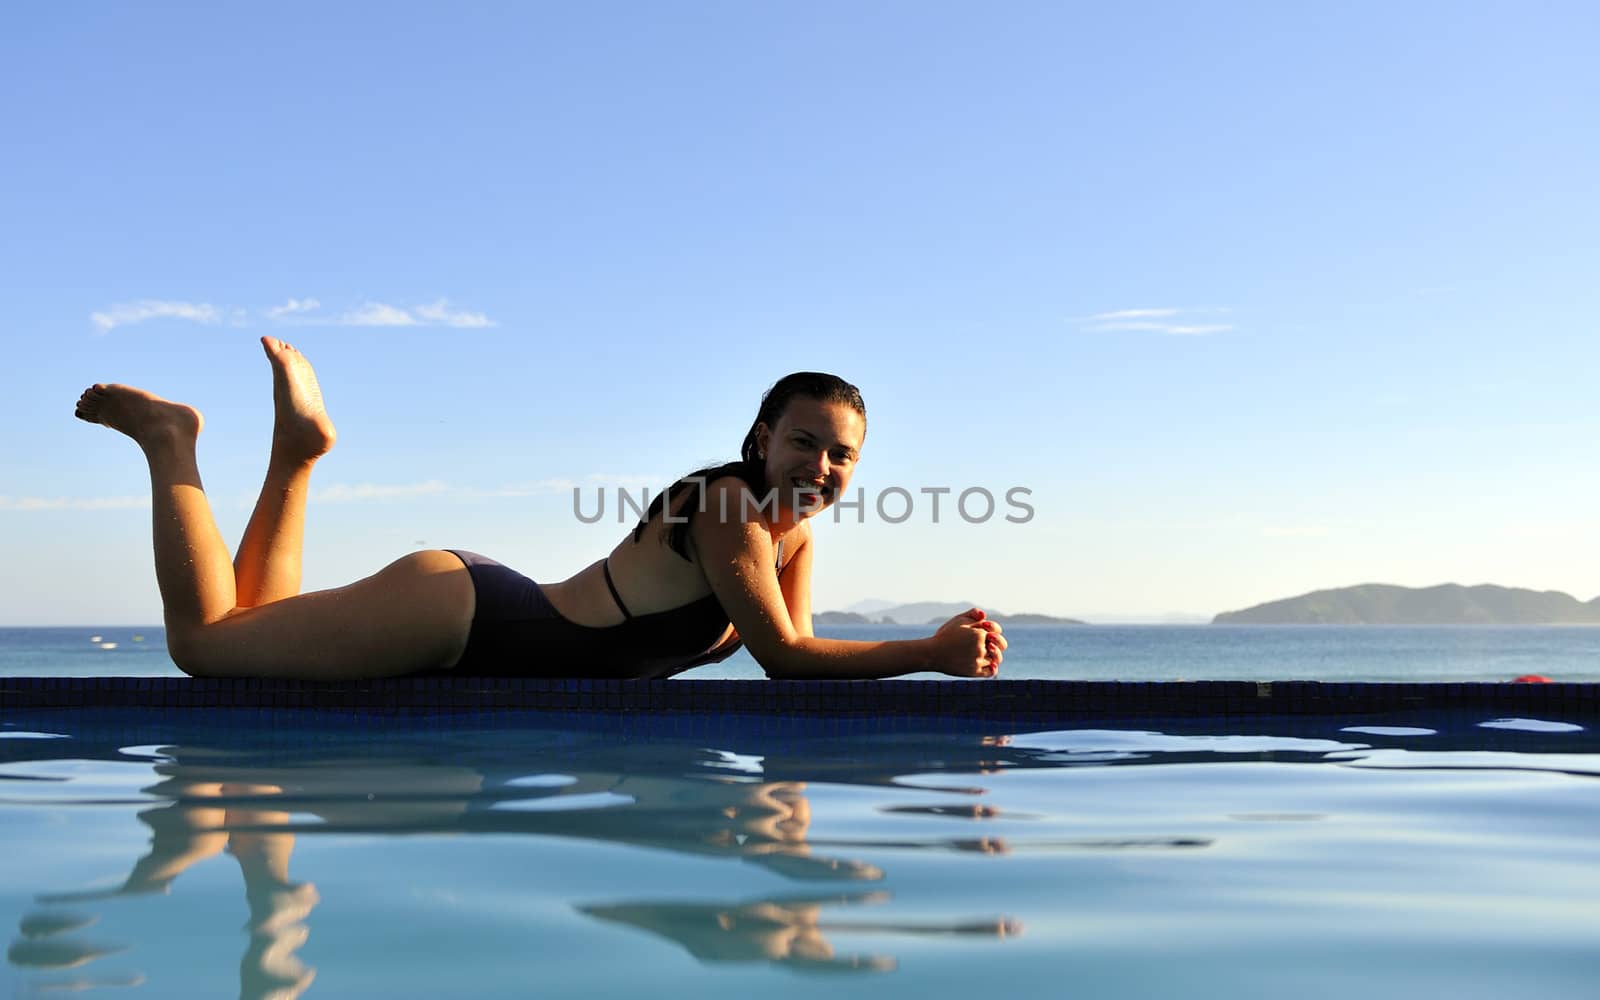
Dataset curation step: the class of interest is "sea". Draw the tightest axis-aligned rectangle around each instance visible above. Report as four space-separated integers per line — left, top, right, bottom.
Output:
5 623 1598 682
4 625 1599 998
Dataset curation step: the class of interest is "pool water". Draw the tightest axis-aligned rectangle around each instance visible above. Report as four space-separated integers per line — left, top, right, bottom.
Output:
3 709 1598 998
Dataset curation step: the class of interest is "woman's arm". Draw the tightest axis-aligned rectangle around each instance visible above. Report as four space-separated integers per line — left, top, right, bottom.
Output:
778 522 814 639
693 479 1004 680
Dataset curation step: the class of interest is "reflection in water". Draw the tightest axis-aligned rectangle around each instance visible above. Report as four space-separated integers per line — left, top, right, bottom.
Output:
4 725 1056 994
18 912 98 939
9 711 1554 994
28 779 320 999
4 709 1590 996
7 934 126 970
581 891 1021 974
8 908 146 994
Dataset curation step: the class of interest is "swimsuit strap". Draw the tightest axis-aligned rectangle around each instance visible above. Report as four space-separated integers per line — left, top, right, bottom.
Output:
605 539 783 622
601 559 634 620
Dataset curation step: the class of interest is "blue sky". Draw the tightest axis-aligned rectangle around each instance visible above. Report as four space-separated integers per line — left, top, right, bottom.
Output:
2 2 1596 625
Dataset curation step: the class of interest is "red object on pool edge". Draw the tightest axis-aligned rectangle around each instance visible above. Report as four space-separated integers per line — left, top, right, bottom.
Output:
1511 674 1552 683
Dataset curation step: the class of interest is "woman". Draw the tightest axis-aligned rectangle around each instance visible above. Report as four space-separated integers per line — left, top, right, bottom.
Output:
74 338 1005 680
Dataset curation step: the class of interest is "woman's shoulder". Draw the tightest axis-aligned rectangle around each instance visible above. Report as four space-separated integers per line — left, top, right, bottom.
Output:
691 477 813 554
688 475 770 531
680 463 764 492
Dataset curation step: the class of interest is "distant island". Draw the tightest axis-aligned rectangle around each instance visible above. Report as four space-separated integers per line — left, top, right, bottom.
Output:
814 611 878 625
1214 583 1600 625
816 601 1084 626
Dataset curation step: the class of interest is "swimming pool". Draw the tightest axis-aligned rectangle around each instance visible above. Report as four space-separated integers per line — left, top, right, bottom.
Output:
4 682 1597 998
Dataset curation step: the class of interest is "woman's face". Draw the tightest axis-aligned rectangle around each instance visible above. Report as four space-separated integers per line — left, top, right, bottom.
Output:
756 397 865 519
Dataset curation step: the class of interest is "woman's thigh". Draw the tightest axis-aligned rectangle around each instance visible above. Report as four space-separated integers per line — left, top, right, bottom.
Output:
170 550 475 679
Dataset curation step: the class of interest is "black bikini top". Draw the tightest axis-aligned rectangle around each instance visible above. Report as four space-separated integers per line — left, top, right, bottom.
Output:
596 541 786 677
603 539 783 619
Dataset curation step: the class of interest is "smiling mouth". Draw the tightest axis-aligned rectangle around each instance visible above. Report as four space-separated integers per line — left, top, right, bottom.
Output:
789 479 831 503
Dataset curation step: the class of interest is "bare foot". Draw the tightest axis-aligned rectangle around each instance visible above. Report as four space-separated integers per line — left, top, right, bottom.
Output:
74 384 202 451
261 337 335 462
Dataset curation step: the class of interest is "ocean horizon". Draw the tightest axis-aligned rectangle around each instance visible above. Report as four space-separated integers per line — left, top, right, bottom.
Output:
6 624 1597 683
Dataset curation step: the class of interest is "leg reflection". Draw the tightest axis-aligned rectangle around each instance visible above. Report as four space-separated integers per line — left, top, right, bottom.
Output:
225 783 319 1000
24 778 318 1000
580 891 1020 974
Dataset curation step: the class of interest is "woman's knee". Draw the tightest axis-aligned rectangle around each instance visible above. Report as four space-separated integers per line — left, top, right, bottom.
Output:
166 627 219 677
166 613 259 677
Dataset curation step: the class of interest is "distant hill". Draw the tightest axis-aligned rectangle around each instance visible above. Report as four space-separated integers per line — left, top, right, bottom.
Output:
1214 584 1600 625
974 612 1086 626
814 611 875 625
816 602 1084 626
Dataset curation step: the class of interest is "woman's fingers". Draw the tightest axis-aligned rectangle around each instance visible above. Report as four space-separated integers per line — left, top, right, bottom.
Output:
979 624 1004 656
975 627 1002 676
933 618 1007 678
941 608 987 631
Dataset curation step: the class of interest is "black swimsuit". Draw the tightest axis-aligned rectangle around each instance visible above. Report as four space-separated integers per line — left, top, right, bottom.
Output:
443 546 783 678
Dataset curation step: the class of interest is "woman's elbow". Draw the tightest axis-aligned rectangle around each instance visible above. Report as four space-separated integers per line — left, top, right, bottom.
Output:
750 637 811 679
759 661 807 680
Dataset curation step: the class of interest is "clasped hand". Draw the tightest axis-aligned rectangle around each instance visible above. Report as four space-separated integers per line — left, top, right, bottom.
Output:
930 609 1005 678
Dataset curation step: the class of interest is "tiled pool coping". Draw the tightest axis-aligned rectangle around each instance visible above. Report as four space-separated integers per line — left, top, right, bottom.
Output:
3 677 1596 720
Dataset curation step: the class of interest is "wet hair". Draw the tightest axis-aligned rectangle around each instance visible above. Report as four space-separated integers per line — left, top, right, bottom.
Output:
636 372 867 561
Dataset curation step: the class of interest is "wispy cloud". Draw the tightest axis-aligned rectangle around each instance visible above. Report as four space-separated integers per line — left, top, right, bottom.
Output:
1080 307 1235 336
463 474 672 499
0 495 151 512
413 299 494 328
463 478 580 498
312 476 674 504
92 296 496 331
311 480 452 503
265 298 322 319
1090 321 1233 336
90 300 220 333
586 473 669 489
332 298 495 328
339 302 419 327
1087 308 1181 321
7 473 664 514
